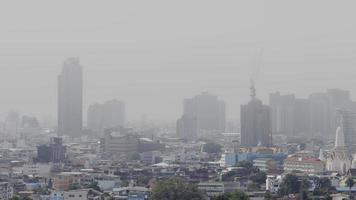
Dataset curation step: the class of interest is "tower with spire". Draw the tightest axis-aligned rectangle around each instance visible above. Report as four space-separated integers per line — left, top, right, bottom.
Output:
326 116 352 174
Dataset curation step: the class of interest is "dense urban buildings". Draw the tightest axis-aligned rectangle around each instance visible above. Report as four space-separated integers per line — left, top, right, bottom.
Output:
57 57 83 137
87 99 126 135
241 85 272 147
36 137 66 163
176 92 225 141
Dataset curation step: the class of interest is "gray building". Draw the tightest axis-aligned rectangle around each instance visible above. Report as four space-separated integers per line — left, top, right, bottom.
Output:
338 110 356 148
241 86 272 147
309 89 351 138
177 92 225 140
58 58 83 137
270 92 295 136
269 92 310 136
87 99 126 134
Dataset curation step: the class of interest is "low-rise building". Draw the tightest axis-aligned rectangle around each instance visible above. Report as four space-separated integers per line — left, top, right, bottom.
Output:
284 156 325 174
0 182 13 200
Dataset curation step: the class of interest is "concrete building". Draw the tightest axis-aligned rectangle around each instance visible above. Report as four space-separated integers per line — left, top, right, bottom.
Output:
58 57 83 137
0 182 13 200
270 92 296 136
177 92 225 140
36 137 66 163
176 115 198 141
87 99 126 135
241 85 272 147
338 110 356 148
101 131 139 156
309 89 352 138
284 156 325 174
51 189 90 200
13 164 51 177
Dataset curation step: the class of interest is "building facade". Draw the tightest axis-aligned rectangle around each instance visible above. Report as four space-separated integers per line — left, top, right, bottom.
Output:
177 92 225 141
241 86 271 147
58 57 83 137
87 99 126 134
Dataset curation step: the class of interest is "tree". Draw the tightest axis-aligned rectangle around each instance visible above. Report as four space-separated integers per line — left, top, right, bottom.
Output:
313 177 333 196
278 174 301 195
10 197 32 200
151 178 205 200
346 178 354 195
212 190 250 200
228 190 250 200
203 142 222 154
300 179 311 200
250 171 267 185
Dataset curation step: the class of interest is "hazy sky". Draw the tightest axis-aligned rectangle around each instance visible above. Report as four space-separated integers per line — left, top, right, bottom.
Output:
1 0 356 123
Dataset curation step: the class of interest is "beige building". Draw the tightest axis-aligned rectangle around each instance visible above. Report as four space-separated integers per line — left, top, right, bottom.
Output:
284 156 325 174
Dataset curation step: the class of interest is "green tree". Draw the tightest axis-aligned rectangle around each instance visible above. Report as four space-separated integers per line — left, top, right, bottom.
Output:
203 142 222 154
250 171 267 185
313 177 333 196
137 175 152 186
10 197 32 200
278 174 301 195
212 190 250 200
300 179 311 200
151 178 205 200
346 178 354 195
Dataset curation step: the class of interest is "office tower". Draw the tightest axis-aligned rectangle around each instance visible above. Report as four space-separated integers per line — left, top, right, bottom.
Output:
177 92 225 140
4 110 20 139
241 85 272 147
269 92 311 136
309 89 351 138
176 115 198 141
309 93 331 136
293 98 310 134
58 58 83 137
338 110 356 148
270 92 295 136
87 99 126 134
327 89 352 136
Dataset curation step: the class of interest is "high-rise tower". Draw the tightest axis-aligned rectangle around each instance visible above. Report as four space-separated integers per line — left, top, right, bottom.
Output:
241 83 272 147
58 57 83 137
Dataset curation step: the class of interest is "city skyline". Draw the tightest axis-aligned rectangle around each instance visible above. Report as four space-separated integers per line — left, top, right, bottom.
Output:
0 1 356 122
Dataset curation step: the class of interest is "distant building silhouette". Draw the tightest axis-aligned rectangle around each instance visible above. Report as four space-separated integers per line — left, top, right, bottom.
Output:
309 89 351 138
269 92 310 136
87 99 126 135
338 110 356 148
270 92 295 136
177 92 225 140
176 115 198 141
241 84 272 147
58 58 83 137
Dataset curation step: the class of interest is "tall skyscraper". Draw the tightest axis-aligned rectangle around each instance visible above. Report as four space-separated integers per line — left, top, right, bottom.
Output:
241 85 272 147
177 92 225 140
58 58 83 137
270 92 295 136
338 110 356 148
87 99 126 134
309 89 351 138
269 92 310 136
